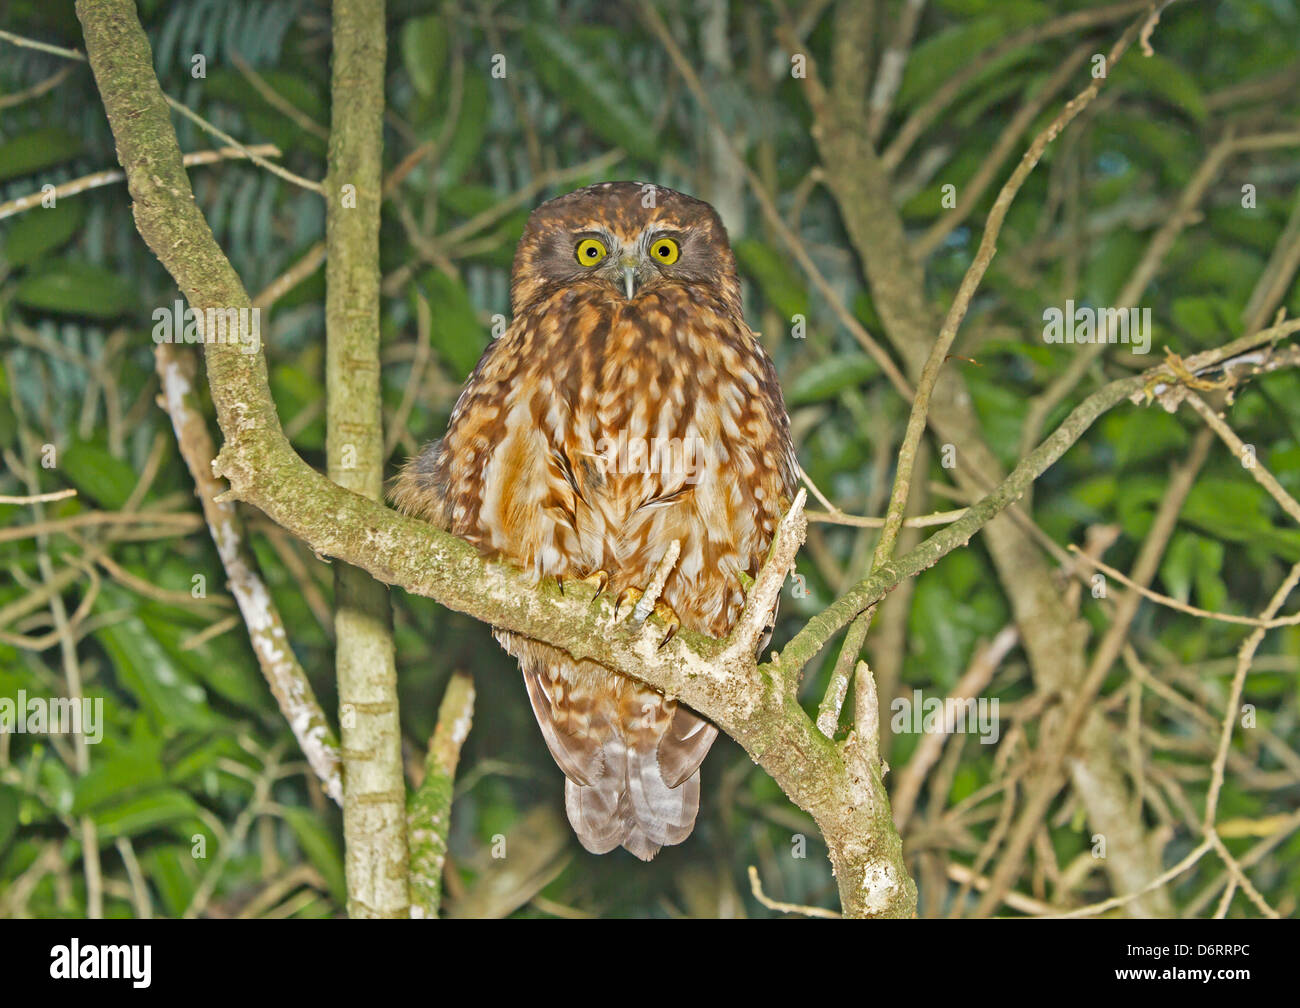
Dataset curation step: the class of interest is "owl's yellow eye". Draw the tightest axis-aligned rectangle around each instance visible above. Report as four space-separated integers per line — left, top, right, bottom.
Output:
649 237 680 265
575 238 607 266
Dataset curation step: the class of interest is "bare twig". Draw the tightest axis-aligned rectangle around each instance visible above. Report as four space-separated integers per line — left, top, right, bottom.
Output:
0 144 281 221
1069 546 1300 628
747 865 842 918
0 488 77 505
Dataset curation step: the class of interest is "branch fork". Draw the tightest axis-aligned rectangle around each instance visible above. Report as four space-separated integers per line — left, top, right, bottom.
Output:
724 489 807 668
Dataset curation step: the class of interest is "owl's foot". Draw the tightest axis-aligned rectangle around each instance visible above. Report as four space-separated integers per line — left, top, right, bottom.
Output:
613 587 680 650
557 569 610 603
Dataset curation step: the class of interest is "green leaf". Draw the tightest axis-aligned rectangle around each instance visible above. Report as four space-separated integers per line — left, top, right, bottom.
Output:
14 259 137 318
1162 531 1200 603
524 26 656 160
1180 479 1300 562
1 200 84 267
72 754 167 816
199 69 325 158
438 73 488 186
415 268 487 380
0 784 18 853
141 847 198 918
967 368 1029 468
0 128 83 182
92 789 203 840
733 239 809 321
1267 443 1300 496
1072 474 1117 513
439 184 501 218
1170 297 1235 341
787 354 879 406
93 587 216 733
1194 543 1228 613
1084 231 1144 305
139 602 268 710
907 550 1007 688
205 67 326 125
167 735 245 788
897 11 1044 107
402 13 446 99
71 715 166 814
61 441 140 510
271 356 327 449
1103 408 1187 468
1113 51 1208 123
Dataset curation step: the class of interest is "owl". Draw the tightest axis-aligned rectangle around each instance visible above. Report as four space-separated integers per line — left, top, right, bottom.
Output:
394 181 798 859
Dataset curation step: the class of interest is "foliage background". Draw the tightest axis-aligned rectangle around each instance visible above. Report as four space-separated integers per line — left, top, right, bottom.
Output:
1 0 1298 917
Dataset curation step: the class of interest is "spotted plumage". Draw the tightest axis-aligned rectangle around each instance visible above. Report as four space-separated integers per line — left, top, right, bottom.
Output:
394 181 798 859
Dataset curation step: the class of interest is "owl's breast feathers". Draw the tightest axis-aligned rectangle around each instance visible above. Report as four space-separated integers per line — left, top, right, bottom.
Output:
393 280 797 859
394 284 797 632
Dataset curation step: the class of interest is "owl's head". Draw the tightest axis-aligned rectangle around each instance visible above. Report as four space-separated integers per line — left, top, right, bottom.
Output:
509 181 740 313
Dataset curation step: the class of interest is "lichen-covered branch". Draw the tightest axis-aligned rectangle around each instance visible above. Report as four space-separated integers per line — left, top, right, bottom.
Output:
321 0 403 920
154 342 342 805
407 672 475 919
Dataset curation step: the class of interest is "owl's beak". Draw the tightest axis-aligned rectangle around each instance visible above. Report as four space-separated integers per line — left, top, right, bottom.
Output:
621 264 638 300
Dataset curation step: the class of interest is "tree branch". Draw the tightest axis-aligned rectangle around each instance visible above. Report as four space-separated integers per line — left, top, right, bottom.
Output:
322 0 405 919
408 672 475 919
154 342 342 805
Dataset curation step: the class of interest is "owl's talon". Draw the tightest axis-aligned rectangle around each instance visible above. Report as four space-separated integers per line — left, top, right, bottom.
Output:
557 569 610 601
614 587 643 624
583 569 610 602
654 603 681 649
615 587 680 646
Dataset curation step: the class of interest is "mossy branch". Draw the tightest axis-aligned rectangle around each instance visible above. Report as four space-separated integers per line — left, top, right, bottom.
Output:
407 672 475 919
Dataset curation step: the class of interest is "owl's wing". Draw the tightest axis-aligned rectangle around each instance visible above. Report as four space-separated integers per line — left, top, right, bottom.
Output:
518 658 605 786
390 439 449 527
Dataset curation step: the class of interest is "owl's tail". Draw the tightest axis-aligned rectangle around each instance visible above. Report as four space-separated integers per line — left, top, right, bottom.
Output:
500 632 717 860
562 697 716 861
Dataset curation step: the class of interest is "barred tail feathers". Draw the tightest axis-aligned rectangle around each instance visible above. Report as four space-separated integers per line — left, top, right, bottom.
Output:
500 631 715 860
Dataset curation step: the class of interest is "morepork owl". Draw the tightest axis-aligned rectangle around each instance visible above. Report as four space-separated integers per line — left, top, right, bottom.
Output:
394 181 798 859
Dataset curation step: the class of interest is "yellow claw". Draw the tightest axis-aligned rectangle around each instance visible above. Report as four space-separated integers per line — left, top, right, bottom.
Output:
653 602 680 650
558 569 610 602
582 569 610 600
614 586 679 648
613 586 642 623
